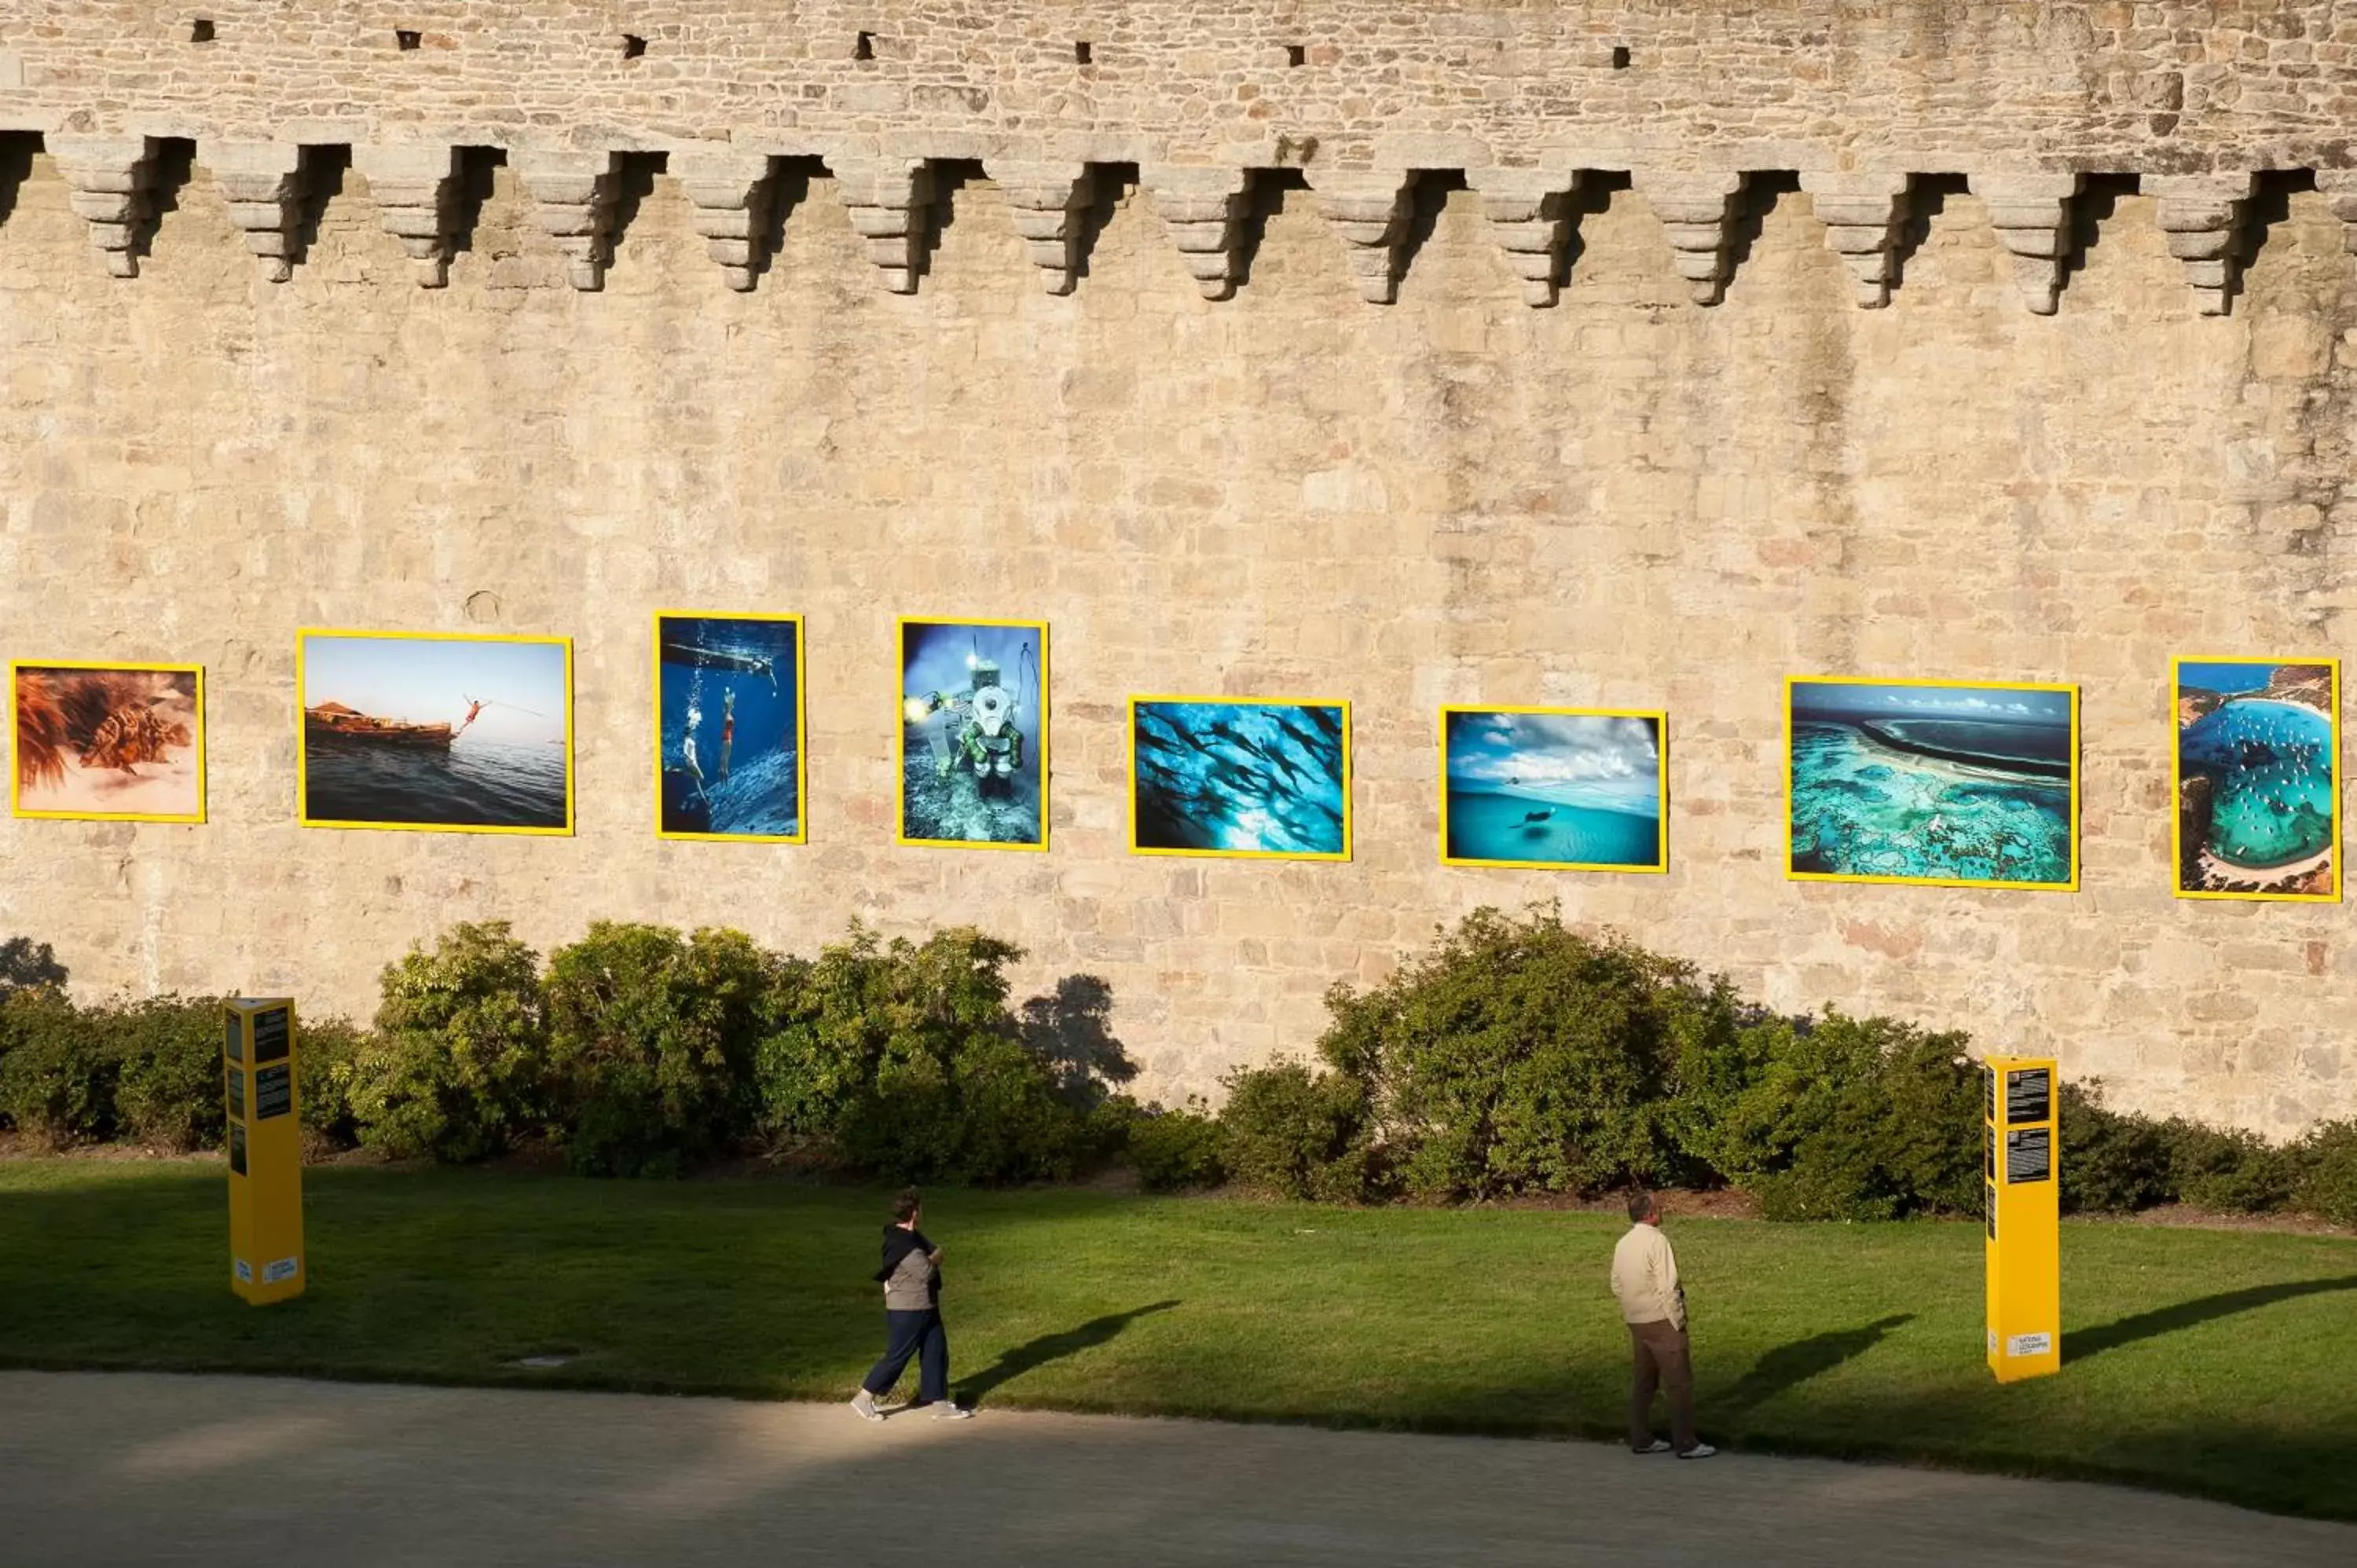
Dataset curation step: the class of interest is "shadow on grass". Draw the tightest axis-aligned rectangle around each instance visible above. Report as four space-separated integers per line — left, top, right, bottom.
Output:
1720 1313 1915 1418
2066 1274 2357 1365
956 1299 1180 1408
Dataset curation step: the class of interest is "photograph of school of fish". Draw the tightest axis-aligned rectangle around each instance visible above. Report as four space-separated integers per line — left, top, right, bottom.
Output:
5 630 2342 901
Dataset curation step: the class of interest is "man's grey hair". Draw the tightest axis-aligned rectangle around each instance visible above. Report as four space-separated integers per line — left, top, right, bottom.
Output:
1626 1190 1656 1223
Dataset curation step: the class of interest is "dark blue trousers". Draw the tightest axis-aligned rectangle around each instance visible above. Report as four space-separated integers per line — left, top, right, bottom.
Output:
863 1308 950 1405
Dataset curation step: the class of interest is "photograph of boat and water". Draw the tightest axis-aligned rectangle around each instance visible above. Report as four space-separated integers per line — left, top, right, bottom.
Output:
298 630 573 833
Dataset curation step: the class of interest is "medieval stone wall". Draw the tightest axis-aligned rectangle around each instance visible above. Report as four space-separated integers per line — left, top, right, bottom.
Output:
2 3 2355 1132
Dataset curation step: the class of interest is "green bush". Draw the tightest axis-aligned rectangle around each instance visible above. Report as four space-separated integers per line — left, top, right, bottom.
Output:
2165 1119 2298 1214
353 921 548 1164
0 988 117 1145
2295 1119 2357 1227
297 1016 372 1155
2057 1079 2173 1214
1127 1100 1227 1191
1314 907 1723 1201
757 925 1091 1183
544 922 782 1178
1218 1061 1375 1203
1714 1013 1981 1222
111 995 229 1151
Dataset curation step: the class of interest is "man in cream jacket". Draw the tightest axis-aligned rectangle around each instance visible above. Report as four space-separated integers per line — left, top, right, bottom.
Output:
1610 1191 1714 1457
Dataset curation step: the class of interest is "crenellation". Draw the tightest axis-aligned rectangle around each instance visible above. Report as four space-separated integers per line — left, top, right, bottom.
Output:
670 145 777 291
207 140 307 283
1304 167 1416 303
350 142 463 288
46 134 163 278
515 148 624 291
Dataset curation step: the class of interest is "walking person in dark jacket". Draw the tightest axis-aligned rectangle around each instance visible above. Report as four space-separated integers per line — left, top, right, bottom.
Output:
851 1189 973 1422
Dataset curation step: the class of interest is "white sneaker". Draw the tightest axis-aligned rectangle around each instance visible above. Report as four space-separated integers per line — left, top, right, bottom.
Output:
931 1403 974 1421
850 1390 884 1423
1633 1439 1672 1454
1677 1442 1716 1459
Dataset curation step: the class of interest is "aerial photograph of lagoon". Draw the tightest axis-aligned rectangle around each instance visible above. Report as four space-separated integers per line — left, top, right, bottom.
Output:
2172 658 2338 899
1788 678 2076 889
1442 708 1664 871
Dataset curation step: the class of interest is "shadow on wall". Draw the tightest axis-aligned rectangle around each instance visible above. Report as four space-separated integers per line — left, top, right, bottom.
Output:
1018 974 1138 1104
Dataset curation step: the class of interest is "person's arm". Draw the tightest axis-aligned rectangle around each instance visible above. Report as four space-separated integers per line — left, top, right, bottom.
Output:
1661 1233 1687 1330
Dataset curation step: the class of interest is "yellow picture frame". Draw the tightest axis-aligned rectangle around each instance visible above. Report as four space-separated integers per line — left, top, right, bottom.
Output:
1437 705 1668 874
296 628 574 836
1786 675 2080 892
2168 655 2340 903
652 610 808 845
9 660 207 824
895 616 1050 852
1128 694 1352 861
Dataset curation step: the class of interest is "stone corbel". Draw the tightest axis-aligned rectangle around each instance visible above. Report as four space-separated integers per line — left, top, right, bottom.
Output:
2146 173 2256 317
672 148 776 291
46 135 162 278
515 150 623 291
1799 170 1912 308
352 144 461 288
984 159 1095 295
829 158 933 294
1465 167 1582 307
208 141 308 283
1142 164 1252 300
1972 174 2080 315
1306 168 1417 305
1633 170 1745 305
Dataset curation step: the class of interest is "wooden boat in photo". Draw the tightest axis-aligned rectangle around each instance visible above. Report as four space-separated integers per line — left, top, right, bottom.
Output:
305 702 453 746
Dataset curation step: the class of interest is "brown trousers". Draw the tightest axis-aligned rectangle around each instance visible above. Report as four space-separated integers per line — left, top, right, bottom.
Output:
1626 1319 1697 1453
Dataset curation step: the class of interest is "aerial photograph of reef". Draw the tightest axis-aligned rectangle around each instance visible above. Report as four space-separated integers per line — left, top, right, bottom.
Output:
1131 698 1348 858
1442 708 1663 870
2173 660 2337 899
1788 678 2076 888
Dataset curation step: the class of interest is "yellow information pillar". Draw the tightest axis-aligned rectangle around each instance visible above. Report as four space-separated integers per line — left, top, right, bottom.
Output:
223 997 306 1305
1984 1054 2059 1382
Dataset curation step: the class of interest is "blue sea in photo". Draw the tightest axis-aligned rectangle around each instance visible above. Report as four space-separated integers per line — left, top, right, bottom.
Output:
1788 680 2073 886
658 616 801 838
1133 700 1347 855
301 635 569 830
2175 661 2336 893
1444 710 1662 869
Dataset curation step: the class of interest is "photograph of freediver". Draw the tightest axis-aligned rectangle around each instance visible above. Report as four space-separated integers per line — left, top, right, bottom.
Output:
1129 697 1350 859
655 613 805 842
897 618 1047 849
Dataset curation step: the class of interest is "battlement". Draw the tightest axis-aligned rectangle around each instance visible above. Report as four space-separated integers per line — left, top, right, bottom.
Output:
9 3 2357 312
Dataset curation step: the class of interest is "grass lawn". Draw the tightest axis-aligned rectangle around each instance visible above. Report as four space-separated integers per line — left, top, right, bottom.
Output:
2 1160 2353 1519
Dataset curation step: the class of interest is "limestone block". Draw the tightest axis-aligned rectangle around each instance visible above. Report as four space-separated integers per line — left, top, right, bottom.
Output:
207 141 308 283
984 159 1095 295
1305 169 1417 305
2315 170 2357 255
515 149 624 291
2146 173 2257 317
352 144 462 288
1141 164 1252 301
828 157 934 294
1465 167 1581 307
1633 170 1745 305
672 147 777 291
1971 173 2083 315
1798 170 1912 308
45 135 162 278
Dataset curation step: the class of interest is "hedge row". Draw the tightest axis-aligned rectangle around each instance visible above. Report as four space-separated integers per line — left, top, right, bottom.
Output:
2 911 2352 1227
0 923 1132 1183
1181 907 2357 1226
